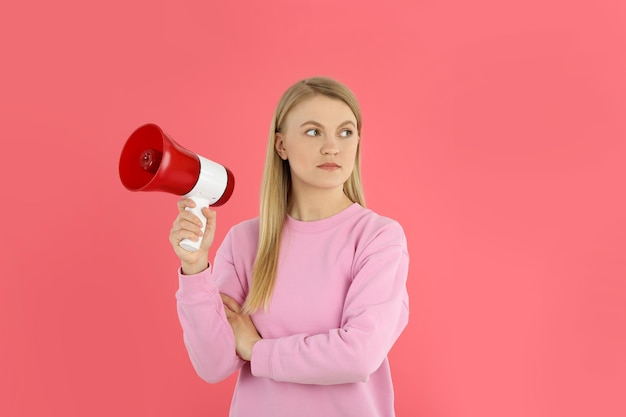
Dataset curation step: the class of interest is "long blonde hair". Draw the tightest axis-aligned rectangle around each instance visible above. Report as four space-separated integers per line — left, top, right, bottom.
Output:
243 76 366 314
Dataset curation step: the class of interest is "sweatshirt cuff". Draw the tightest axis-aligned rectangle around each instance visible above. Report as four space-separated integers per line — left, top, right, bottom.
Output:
176 267 218 302
250 339 274 379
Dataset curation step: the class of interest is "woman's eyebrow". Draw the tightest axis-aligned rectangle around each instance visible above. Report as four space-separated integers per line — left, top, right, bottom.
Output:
300 120 356 128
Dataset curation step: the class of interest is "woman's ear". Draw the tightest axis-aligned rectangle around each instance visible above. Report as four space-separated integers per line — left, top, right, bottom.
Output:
275 133 288 160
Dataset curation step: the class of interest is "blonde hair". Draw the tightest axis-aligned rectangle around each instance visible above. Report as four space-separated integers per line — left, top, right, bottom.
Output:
243 76 366 314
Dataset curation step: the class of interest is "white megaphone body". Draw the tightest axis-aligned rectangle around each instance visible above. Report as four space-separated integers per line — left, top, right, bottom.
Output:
119 123 235 252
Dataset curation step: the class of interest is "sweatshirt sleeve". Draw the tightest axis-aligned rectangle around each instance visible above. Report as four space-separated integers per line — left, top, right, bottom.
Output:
175 230 247 383
250 221 410 385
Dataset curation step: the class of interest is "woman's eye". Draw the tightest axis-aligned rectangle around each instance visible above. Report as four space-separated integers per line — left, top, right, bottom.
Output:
339 129 353 138
305 129 320 137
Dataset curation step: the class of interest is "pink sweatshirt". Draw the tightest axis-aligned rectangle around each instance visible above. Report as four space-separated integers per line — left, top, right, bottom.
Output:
176 203 409 416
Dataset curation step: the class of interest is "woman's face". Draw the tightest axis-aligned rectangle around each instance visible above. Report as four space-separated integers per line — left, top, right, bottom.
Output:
275 95 359 195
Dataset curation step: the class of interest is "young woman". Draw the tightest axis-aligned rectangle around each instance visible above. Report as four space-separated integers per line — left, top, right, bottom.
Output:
169 77 409 417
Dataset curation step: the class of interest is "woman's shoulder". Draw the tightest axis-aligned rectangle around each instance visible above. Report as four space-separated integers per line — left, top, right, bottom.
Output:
355 205 404 232
228 217 260 239
216 217 260 257
351 205 407 247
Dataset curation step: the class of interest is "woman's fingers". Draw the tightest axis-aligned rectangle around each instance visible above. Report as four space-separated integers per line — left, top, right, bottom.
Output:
219 297 262 361
171 210 203 239
174 209 204 229
221 293 242 314
199 207 216 250
177 197 196 213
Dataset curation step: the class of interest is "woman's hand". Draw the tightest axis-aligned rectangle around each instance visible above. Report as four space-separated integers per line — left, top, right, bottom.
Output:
221 294 262 361
169 198 216 275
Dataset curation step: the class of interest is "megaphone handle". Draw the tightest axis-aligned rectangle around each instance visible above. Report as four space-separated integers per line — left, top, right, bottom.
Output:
180 196 211 253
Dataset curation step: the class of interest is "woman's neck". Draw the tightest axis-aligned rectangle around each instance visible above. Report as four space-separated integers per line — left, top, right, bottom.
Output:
287 189 353 222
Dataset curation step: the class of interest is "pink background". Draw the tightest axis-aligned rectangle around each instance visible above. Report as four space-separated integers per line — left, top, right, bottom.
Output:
1 1 625 416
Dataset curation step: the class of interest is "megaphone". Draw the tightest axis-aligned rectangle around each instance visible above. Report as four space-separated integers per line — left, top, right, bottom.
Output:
119 123 235 252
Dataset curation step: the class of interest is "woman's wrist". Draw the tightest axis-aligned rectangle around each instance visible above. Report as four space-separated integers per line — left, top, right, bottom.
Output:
181 261 209 275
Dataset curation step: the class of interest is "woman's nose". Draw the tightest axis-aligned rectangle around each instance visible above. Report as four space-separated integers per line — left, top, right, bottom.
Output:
321 136 339 155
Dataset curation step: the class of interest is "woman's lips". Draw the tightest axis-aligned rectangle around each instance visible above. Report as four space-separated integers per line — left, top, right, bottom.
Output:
318 163 340 170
